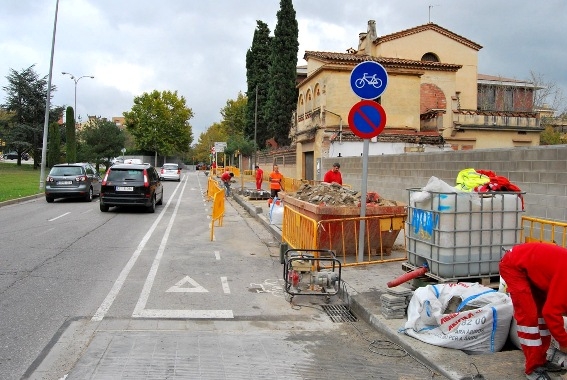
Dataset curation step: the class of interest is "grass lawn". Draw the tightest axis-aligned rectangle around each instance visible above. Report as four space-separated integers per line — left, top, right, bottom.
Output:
0 162 44 203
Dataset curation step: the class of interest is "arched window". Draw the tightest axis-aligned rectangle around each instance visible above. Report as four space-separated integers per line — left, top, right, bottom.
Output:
421 52 440 62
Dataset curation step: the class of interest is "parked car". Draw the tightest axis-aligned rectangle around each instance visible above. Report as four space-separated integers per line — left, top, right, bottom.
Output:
160 163 181 181
123 158 143 164
45 163 102 202
99 163 163 213
3 151 27 160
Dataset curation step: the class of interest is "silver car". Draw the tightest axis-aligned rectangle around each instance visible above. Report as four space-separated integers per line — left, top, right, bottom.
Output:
45 163 102 202
159 163 181 181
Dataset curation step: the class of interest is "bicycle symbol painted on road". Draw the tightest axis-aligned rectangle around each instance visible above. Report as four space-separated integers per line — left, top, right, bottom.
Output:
355 73 383 89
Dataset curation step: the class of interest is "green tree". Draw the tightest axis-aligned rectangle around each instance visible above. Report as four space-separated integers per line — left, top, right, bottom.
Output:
79 117 125 171
264 0 299 147
47 121 61 166
123 90 194 157
65 106 76 163
1 65 62 167
220 92 247 137
193 123 228 165
245 20 272 149
540 126 562 145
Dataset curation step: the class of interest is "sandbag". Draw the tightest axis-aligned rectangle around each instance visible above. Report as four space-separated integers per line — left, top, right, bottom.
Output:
403 282 513 354
269 198 284 225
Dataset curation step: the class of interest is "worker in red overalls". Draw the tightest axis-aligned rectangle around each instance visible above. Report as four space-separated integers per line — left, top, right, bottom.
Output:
499 242 567 380
255 165 263 191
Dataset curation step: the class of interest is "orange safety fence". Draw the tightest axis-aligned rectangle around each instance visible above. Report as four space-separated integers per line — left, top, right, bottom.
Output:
521 216 567 248
210 188 225 241
281 204 407 266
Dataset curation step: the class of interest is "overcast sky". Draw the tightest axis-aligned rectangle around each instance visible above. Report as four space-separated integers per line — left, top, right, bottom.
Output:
1 0 565 139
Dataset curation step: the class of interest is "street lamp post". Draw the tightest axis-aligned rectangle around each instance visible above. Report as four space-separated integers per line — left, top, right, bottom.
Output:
61 72 94 125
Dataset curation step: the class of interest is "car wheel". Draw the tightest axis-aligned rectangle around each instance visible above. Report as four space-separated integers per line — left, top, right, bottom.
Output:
156 190 163 205
46 196 54 203
147 196 156 213
177 178 181 182
85 187 93 202
100 203 109 212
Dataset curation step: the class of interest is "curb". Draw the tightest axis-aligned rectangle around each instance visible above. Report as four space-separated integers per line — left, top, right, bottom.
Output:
0 193 43 208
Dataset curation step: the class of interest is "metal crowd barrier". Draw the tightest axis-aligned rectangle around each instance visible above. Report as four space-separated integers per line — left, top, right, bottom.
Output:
521 216 567 247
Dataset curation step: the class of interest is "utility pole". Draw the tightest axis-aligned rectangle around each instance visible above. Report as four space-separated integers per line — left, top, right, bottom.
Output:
254 85 258 168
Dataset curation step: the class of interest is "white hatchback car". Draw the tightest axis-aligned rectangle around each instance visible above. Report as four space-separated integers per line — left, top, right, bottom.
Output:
160 163 181 181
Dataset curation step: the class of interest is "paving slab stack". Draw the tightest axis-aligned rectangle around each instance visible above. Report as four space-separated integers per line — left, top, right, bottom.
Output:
380 286 413 319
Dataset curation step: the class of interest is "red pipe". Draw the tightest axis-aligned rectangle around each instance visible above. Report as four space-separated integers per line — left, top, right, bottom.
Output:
387 266 428 288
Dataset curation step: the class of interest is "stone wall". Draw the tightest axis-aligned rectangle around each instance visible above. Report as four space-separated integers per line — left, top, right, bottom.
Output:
324 145 567 222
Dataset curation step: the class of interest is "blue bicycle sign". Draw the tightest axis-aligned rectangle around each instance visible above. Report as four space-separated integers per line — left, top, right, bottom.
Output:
355 73 383 89
350 61 388 100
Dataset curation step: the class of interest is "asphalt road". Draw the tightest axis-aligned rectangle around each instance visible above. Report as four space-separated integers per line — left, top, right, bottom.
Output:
0 171 436 380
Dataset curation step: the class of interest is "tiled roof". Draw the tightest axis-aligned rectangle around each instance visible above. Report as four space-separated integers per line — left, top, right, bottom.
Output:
376 23 483 51
303 51 461 71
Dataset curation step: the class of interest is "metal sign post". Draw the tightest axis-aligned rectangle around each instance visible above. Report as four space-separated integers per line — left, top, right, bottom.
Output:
348 60 389 263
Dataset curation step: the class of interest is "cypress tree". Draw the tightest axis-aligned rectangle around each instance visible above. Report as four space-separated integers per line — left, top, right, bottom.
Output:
245 21 272 149
65 106 76 163
48 121 61 166
265 0 299 147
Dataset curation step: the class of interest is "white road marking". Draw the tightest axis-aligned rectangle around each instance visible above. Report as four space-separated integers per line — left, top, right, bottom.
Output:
214 250 221 260
48 212 70 221
132 180 186 317
91 181 182 322
221 276 230 294
133 309 233 319
166 276 208 293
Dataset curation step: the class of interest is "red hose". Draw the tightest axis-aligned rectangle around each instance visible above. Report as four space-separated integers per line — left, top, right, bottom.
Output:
387 267 428 288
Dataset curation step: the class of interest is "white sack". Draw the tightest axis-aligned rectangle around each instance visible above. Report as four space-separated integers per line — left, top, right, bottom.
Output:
403 282 513 354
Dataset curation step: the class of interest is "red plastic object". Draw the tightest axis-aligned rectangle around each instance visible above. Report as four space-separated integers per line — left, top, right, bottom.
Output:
387 266 428 288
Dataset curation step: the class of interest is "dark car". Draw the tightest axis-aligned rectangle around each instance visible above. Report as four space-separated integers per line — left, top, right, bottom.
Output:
99 163 163 213
3 151 27 160
45 163 102 202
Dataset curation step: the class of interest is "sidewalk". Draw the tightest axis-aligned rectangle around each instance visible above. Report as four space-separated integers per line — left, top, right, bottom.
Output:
232 185 530 380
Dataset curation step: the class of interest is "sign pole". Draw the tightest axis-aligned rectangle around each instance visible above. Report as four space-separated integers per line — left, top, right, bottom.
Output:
357 139 370 262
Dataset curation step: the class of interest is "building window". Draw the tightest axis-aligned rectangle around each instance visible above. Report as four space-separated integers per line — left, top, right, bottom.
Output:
421 52 439 62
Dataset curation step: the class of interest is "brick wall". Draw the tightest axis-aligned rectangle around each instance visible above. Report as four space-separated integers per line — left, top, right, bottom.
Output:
324 145 567 222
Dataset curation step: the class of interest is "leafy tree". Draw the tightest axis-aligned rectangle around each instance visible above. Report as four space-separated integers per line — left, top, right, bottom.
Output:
123 90 194 157
65 106 76 163
1 65 61 167
78 117 125 171
193 123 228 165
264 0 299 147
245 20 272 149
47 121 61 166
540 126 561 145
221 91 247 137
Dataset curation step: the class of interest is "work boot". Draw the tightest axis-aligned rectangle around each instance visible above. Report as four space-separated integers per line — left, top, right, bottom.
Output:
525 367 552 380
547 347 566 369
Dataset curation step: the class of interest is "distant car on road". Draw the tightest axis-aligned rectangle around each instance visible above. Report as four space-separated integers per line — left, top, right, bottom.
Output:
160 163 181 181
99 163 163 213
3 151 28 160
45 163 102 202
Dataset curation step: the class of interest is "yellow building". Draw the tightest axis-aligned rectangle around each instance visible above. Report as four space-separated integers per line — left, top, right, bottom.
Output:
292 21 542 180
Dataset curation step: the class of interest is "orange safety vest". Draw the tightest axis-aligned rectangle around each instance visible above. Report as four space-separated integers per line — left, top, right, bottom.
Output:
269 171 283 190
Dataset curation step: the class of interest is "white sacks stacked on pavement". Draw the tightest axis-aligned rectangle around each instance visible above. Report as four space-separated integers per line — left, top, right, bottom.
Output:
403 282 514 354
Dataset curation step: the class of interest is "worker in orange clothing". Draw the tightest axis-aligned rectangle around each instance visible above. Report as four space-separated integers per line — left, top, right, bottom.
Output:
323 162 343 185
499 242 567 380
268 164 284 199
255 165 264 190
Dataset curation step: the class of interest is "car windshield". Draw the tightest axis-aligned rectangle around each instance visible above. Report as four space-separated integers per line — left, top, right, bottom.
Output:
107 169 143 181
49 166 83 176
163 164 178 170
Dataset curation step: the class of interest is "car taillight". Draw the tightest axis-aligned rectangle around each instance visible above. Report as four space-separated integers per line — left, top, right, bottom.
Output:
46 176 54 182
143 169 149 187
76 175 87 182
161 168 164 174
102 171 109 186
177 168 181 174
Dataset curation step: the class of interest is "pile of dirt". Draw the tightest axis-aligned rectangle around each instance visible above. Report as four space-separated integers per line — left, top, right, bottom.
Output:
287 182 400 207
